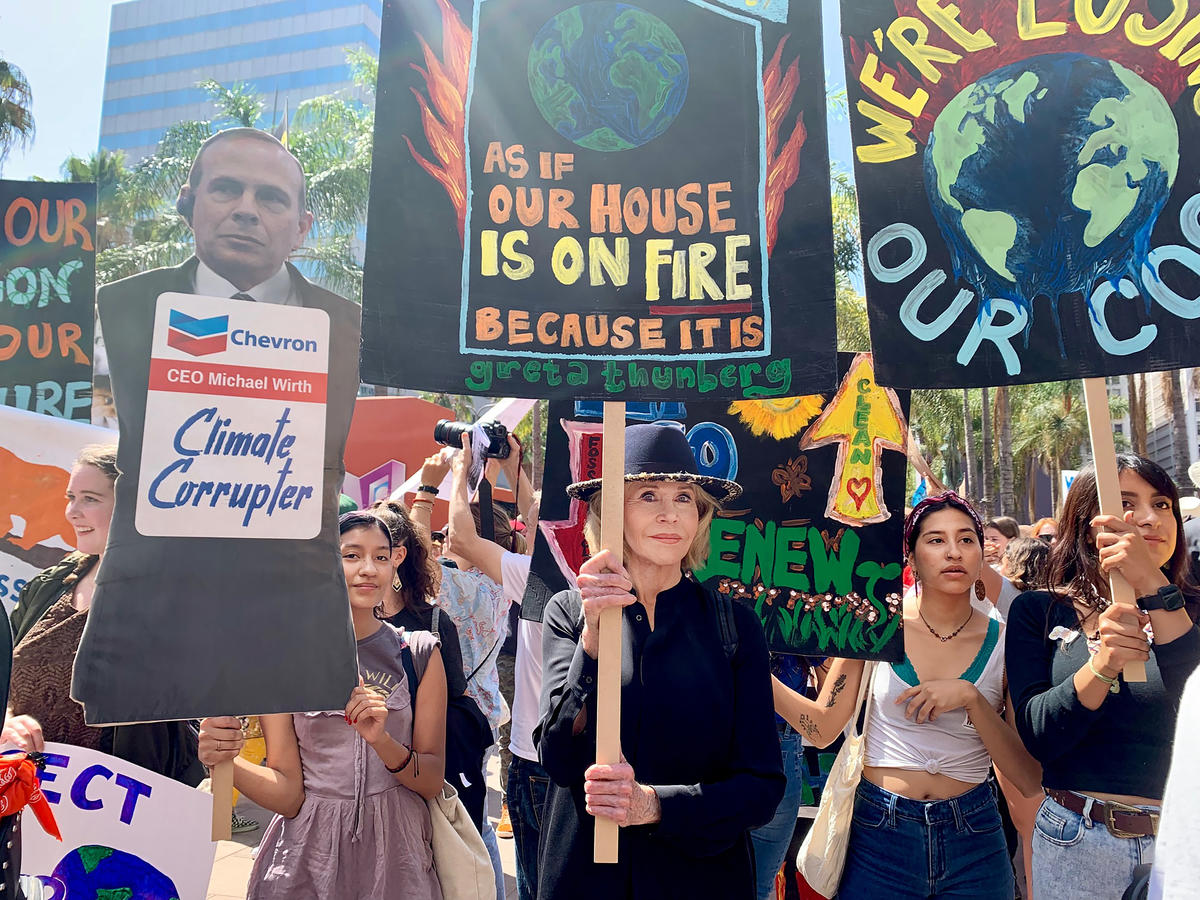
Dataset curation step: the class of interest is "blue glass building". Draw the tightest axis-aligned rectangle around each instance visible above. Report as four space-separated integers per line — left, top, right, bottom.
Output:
99 0 382 162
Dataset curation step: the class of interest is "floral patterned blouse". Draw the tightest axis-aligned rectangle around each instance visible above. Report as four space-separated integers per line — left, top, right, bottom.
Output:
435 563 511 734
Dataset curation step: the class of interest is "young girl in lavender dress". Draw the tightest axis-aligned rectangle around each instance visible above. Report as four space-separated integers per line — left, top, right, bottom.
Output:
199 511 448 899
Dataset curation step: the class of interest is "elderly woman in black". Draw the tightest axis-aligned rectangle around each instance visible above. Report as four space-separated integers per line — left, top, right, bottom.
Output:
536 423 784 899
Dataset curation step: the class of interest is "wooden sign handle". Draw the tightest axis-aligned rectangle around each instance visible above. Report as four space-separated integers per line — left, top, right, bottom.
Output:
211 759 234 841
1082 377 1147 683
594 401 625 863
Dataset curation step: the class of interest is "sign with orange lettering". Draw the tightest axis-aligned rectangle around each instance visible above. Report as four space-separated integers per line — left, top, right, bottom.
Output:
363 0 837 400
0 180 96 420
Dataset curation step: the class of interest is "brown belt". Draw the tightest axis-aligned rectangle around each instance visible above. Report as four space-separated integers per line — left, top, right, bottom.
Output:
1046 789 1159 838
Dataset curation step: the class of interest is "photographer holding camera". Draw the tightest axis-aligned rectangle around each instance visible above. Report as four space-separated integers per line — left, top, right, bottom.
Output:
408 424 537 897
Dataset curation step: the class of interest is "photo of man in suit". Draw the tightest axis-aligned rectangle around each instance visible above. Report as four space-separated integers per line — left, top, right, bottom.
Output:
73 129 362 726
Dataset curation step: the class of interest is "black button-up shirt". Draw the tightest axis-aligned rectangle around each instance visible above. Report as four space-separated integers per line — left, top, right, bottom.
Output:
535 576 785 899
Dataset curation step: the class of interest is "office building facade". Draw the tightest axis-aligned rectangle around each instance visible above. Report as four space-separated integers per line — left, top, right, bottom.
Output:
100 0 381 163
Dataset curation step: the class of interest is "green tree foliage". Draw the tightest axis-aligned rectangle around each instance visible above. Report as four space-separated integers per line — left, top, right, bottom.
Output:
0 56 34 175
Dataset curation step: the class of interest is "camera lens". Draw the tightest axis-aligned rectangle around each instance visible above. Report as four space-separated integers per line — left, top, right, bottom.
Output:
433 419 471 448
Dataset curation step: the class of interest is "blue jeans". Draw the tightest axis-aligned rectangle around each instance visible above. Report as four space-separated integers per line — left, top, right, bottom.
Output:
507 754 550 900
1032 794 1155 900
751 729 805 900
482 818 504 900
838 778 1014 899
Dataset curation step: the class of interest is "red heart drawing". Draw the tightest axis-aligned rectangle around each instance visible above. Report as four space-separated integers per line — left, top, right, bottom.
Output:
846 478 872 510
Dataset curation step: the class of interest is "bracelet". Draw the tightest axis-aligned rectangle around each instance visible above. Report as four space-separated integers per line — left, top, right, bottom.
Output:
385 743 415 774
410 497 434 507
1087 655 1120 694
417 485 439 496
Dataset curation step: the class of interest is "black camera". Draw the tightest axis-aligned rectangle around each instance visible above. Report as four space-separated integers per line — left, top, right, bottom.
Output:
433 419 511 459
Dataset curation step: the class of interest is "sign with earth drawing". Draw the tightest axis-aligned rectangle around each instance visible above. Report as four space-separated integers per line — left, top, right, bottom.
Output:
842 0 1200 388
363 0 838 401
21 743 215 900
522 353 910 662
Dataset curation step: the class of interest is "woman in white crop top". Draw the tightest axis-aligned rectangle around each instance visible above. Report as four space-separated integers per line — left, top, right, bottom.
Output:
774 493 1041 899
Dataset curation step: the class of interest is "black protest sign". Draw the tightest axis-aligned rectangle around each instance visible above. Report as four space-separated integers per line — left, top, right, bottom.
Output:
0 180 96 420
363 0 837 401
842 0 1200 389
523 353 910 662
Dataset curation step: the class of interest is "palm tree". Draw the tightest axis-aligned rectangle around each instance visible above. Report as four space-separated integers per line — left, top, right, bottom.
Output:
0 57 34 174
61 149 130 251
1161 370 1191 478
995 386 1016 517
980 385 992 515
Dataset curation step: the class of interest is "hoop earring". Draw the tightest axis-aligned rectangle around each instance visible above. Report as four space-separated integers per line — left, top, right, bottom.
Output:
392 572 403 593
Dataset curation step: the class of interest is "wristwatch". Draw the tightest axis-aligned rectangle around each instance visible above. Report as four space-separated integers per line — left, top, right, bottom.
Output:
1136 584 1186 612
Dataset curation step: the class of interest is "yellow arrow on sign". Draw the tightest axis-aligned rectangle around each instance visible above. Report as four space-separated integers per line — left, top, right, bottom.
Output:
798 353 907 526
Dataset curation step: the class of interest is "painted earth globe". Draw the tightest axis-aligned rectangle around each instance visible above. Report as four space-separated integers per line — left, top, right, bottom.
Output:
527 2 689 152
47 845 180 900
924 52 1178 314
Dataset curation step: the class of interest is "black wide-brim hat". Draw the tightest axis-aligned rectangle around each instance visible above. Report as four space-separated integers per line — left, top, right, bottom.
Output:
565 423 742 503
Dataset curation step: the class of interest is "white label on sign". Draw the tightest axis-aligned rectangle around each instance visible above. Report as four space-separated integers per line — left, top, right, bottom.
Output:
135 293 330 539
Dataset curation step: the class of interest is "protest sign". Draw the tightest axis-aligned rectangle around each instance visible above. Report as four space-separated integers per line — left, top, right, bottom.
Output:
0 180 96 420
841 0 1200 388
21 743 215 900
362 0 838 401
73 283 361 726
0 406 115 611
135 294 329 540
525 353 910 662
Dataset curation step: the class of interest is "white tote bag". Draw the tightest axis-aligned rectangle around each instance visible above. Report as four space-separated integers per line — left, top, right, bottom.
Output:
428 780 496 900
796 661 877 899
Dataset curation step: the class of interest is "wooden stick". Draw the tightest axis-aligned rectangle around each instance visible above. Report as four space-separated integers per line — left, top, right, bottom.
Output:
211 759 234 841
1082 377 1147 683
594 401 626 863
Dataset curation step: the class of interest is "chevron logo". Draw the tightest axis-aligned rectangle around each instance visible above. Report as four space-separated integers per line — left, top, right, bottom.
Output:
167 310 229 356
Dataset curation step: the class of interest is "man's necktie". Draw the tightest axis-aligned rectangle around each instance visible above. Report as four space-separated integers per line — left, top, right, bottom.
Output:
231 292 255 302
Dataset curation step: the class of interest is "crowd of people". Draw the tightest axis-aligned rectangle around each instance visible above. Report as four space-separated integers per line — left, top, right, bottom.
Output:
5 422 1200 900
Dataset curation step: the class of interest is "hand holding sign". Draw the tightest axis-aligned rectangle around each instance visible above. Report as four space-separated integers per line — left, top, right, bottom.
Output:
346 677 389 746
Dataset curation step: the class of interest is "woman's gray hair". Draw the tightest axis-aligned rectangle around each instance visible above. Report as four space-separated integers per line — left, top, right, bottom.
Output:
584 481 718 572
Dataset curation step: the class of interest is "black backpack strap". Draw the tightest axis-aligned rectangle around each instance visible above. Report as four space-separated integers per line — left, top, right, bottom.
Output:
712 590 739 661
400 643 420 706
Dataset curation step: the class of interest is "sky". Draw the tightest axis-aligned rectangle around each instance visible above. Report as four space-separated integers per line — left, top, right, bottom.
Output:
1 0 855 180
3 1 117 180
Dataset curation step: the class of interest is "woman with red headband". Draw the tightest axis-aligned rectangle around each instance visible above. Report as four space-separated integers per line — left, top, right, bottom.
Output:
773 492 1040 899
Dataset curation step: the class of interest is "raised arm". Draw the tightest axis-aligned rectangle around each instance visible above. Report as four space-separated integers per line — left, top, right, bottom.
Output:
446 435 506 585
771 656 867 748
357 649 449 800
199 714 305 818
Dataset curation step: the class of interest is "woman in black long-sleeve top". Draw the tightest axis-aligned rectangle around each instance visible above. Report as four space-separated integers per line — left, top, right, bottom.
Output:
1006 455 1200 900
536 424 784 900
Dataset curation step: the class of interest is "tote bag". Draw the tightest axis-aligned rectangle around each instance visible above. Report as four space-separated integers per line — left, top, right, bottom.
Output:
428 780 496 900
796 661 877 899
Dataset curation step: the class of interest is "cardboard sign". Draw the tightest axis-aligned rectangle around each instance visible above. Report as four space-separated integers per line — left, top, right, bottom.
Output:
842 0 1200 388
72 262 362 726
135 294 329 540
524 353 910 661
362 0 838 400
0 406 115 611
0 180 97 420
20 743 215 900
